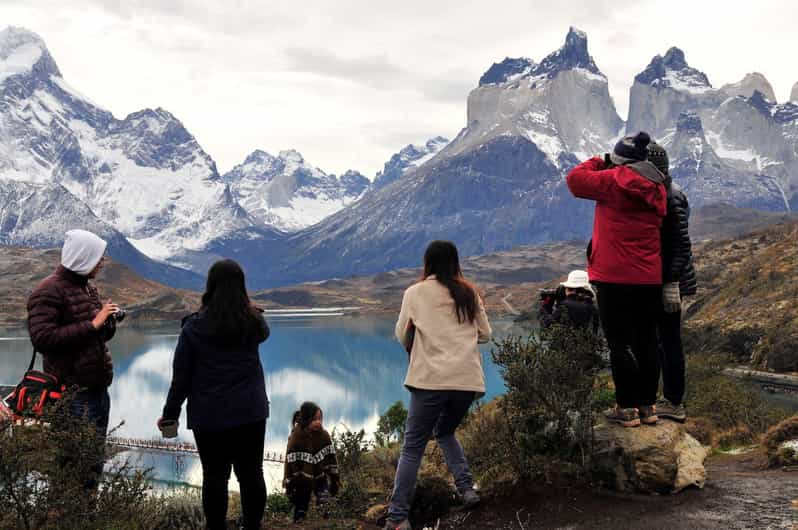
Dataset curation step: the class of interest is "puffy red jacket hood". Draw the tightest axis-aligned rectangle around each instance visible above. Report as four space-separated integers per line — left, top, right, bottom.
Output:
566 157 668 284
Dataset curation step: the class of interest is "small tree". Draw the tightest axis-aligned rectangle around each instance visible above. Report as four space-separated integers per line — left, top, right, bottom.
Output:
375 401 408 447
491 323 602 480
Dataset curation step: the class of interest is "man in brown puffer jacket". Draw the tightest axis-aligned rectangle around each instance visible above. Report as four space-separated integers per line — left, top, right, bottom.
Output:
27 229 120 466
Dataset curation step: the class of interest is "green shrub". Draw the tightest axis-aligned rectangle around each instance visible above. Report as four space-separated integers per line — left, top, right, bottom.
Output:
265 491 293 515
0 398 157 530
685 354 791 437
490 324 601 480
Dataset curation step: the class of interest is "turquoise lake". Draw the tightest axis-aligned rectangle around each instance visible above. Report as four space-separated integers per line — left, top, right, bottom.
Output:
0 316 518 489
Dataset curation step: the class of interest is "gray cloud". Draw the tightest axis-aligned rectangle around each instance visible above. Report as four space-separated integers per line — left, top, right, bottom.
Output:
1 0 797 177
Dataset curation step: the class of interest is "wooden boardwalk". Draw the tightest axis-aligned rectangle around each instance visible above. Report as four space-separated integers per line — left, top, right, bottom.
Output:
107 436 285 464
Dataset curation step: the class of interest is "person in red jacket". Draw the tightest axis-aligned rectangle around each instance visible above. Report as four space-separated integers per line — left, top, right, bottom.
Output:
566 132 667 428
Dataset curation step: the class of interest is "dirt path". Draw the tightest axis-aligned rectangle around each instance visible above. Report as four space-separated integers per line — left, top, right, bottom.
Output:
437 452 797 530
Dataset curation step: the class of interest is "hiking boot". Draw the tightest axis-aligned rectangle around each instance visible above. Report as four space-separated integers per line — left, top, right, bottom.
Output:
656 399 687 423
638 405 658 425
461 488 481 508
603 406 640 427
384 520 412 530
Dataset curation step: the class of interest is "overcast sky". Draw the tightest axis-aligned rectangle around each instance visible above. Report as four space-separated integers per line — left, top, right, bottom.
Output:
2 0 797 177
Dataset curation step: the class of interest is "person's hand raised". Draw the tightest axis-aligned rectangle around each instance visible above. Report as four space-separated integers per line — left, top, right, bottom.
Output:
92 299 120 329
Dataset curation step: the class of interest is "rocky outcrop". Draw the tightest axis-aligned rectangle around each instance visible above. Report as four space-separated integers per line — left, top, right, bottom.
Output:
627 47 725 139
721 72 777 102
791 82 798 103
592 421 709 494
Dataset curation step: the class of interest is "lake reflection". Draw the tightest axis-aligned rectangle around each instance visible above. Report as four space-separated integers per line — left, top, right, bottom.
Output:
0 317 514 489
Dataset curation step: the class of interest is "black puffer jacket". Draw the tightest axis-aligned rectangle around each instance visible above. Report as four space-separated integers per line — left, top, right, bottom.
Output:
162 311 270 430
661 182 697 296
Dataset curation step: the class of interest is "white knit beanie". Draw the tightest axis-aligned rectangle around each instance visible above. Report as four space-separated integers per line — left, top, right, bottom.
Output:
61 230 107 276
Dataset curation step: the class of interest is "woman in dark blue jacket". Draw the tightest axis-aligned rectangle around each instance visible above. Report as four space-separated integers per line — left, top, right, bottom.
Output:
158 259 270 530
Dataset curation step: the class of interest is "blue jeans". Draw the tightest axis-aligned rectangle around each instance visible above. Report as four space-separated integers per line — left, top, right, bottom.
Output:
68 387 111 436
387 389 475 522
65 387 111 490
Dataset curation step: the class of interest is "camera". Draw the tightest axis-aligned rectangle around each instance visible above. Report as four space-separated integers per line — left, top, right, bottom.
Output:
111 309 126 323
539 286 566 302
105 309 126 324
539 288 559 300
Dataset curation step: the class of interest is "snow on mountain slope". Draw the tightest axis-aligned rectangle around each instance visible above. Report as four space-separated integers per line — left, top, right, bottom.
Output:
0 178 203 288
0 26 252 263
222 149 369 231
666 112 787 211
372 136 448 190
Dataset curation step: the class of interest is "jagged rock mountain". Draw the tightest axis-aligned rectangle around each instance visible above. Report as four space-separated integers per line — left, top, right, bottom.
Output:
627 47 726 140
721 73 777 103
668 112 788 211
791 82 798 103
462 27 623 165
372 136 448 190
0 26 252 264
224 27 612 287
222 149 368 231
628 47 798 212
0 179 203 288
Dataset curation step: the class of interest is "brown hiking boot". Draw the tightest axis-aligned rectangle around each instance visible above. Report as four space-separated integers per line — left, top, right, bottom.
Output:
603 406 640 427
656 399 687 423
639 405 658 425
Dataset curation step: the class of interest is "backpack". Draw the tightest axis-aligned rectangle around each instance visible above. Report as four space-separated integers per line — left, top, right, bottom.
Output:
4 350 66 419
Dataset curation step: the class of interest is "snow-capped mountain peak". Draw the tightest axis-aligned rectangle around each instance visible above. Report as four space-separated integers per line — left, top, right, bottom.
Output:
222 149 367 231
372 136 449 189
0 26 58 82
636 46 712 94
0 25 251 264
464 27 620 167
534 26 602 80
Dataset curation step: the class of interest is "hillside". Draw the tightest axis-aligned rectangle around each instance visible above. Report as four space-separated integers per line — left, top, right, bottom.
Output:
252 240 586 316
0 247 200 325
253 205 798 316
684 219 798 372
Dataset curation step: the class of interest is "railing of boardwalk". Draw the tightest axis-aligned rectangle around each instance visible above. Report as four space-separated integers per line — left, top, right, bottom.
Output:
107 436 285 464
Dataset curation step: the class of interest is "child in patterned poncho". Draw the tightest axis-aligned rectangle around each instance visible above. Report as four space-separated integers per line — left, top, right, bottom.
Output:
284 402 340 523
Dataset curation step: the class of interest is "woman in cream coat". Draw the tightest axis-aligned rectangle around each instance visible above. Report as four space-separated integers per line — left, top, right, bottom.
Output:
384 241 491 530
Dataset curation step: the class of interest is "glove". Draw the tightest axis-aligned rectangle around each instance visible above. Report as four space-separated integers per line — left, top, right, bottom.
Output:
663 282 681 314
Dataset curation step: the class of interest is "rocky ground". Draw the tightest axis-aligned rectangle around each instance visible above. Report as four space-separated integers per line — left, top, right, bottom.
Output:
429 451 795 530
261 451 795 530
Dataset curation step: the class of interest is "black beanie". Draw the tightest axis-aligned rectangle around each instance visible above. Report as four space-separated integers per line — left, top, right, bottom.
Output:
613 131 651 162
647 141 669 175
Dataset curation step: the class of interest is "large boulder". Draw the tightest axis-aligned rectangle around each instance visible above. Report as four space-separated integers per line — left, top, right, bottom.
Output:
592 420 709 494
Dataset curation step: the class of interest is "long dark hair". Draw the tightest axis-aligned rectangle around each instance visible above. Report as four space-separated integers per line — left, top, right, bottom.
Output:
201 259 265 342
292 401 321 429
422 241 477 323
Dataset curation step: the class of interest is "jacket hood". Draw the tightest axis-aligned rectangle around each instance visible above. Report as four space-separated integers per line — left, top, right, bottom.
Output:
614 163 667 216
61 229 107 276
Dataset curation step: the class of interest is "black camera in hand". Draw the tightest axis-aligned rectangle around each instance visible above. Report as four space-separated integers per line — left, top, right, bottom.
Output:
110 309 126 323
539 286 565 302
